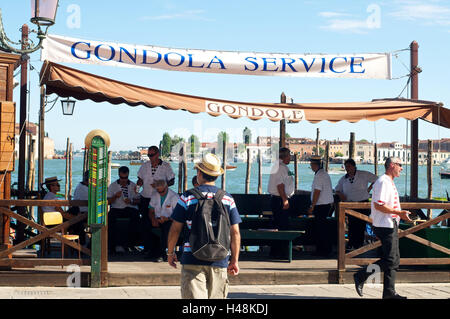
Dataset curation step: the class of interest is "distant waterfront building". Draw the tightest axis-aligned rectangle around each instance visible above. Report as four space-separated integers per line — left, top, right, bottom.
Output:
14 122 55 160
376 142 411 164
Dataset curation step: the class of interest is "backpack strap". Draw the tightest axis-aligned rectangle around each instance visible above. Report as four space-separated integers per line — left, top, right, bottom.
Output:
213 189 226 202
187 187 205 200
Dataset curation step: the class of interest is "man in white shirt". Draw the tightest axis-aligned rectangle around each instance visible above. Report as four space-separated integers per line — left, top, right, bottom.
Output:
335 159 377 249
307 156 334 257
354 157 411 299
267 147 295 259
148 180 179 262
107 166 140 254
70 171 90 245
136 146 175 258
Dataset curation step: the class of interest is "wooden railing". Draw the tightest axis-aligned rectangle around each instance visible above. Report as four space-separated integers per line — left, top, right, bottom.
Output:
0 199 91 268
337 201 450 283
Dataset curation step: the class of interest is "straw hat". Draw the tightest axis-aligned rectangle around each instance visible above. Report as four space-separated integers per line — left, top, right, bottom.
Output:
194 153 224 177
44 176 61 185
310 155 322 164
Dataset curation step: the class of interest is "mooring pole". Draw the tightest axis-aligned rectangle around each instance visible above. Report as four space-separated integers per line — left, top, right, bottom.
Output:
410 41 419 200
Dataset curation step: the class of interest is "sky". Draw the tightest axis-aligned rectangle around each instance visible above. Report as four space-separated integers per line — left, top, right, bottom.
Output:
2 0 450 151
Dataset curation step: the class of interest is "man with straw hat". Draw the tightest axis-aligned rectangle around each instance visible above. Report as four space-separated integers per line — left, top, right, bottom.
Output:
167 153 242 299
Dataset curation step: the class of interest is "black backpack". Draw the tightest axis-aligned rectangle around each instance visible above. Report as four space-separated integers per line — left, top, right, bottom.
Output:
187 188 231 262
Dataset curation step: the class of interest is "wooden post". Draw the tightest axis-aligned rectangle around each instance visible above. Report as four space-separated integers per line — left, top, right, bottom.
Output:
325 141 330 172
427 140 433 219
294 153 298 192
349 132 356 160
26 139 36 192
245 148 251 194
280 93 286 148
83 148 89 175
68 143 73 199
315 128 320 155
257 149 262 194
410 41 419 200
337 203 346 284
107 151 112 187
38 85 45 193
178 145 183 193
183 143 188 192
374 143 378 175
65 138 70 199
221 139 227 190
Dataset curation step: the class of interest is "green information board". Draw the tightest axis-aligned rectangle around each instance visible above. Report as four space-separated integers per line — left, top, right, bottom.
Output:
88 136 108 226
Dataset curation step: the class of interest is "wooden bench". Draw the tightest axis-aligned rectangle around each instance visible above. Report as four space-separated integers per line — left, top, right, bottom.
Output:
240 229 305 262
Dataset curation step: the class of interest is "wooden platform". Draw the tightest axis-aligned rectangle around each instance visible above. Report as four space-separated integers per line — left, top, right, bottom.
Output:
0 251 448 287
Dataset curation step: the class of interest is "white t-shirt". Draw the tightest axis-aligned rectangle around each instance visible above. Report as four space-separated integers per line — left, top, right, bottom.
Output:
107 180 139 209
42 192 59 212
370 174 401 228
335 170 378 202
267 160 295 198
149 188 179 218
311 168 334 205
137 160 175 198
72 182 89 213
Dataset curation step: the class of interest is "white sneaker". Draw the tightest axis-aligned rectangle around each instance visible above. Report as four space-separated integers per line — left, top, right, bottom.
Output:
115 246 125 253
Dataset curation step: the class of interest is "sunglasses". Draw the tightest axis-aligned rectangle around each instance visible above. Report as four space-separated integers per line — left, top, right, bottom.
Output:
148 152 158 157
394 163 402 167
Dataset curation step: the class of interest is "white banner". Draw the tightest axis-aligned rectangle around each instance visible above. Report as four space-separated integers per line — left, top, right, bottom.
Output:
41 34 392 79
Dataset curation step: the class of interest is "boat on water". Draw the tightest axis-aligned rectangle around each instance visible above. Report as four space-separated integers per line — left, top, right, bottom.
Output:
439 158 450 179
111 163 121 169
226 164 237 171
130 159 146 165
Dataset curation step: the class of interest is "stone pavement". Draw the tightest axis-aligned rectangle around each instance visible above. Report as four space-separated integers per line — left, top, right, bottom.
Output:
0 283 449 299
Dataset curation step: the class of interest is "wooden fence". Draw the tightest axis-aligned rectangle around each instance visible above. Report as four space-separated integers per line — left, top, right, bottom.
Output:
0 199 92 268
337 201 450 283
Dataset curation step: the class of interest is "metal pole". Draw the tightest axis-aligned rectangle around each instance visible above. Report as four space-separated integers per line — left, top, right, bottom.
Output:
427 140 433 219
280 92 286 148
221 139 227 190
410 41 419 200
245 148 251 194
16 24 29 243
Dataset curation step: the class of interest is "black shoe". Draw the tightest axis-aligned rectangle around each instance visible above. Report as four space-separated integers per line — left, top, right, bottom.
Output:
353 273 365 297
383 293 407 299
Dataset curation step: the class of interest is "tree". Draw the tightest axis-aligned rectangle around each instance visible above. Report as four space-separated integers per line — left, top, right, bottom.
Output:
160 132 172 158
334 151 344 157
243 127 252 145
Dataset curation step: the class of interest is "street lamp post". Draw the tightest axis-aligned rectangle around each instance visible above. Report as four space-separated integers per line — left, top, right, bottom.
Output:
0 0 59 54
1 1 59 244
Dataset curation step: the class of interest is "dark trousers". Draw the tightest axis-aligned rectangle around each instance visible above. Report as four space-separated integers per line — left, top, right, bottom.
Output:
108 207 140 250
156 220 172 257
313 204 332 255
355 221 400 297
269 196 291 258
139 197 160 256
348 201 370 249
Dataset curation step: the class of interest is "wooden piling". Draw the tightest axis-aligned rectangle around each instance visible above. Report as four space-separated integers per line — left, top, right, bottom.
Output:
374 143 378 175
258 149 262 194
221 139 227 190
178 145 183 194
183 143 187 192
245 148 251 194
427 140 433 219
349 132 355 160
315 128 320 155
294 152 298 192
26 139 36 192
68 143 73 199
65 138 70 199
325 141 330 172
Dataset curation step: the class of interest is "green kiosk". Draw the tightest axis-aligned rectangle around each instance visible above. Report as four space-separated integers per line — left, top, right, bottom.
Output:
85 130 110 288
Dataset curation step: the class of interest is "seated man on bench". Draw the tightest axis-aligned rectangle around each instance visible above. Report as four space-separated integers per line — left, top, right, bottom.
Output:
107 166 140 254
